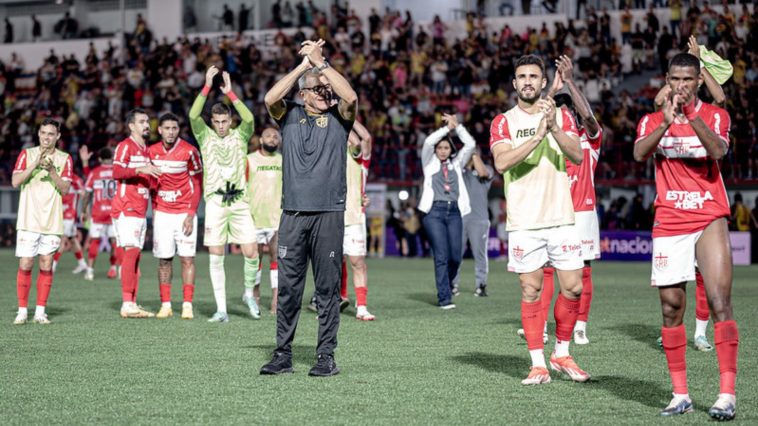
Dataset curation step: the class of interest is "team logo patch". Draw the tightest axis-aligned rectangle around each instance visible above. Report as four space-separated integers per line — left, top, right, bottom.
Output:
512 245 524 260
654 252 668 270
278 246 287 259
315 116 328 128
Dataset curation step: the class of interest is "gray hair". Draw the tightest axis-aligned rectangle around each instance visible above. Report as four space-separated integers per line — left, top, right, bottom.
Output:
298 69 323 90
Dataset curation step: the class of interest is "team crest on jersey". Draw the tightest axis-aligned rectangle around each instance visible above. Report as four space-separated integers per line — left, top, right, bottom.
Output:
315 116 328 128
654 252 668 270
512 245 524 260
279 245 287 258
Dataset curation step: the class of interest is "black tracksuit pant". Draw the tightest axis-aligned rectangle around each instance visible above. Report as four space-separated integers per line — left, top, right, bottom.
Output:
275 210 344 356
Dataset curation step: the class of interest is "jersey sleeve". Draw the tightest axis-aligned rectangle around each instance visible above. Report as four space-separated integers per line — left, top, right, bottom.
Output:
112 142 137 180
587 127 603 151
188 146 203 176
634 113 658 144
60 155 73 181
189 93 209 144
13 150 28 173
232 100 255 144
489 114 512 149
560 108 578 138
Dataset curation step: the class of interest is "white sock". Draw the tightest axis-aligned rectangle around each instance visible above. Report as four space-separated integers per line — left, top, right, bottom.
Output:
244 288 254 298
673 393 690 401
35 305 45 317
121 301 134 311
357 305 367 314
255 268 262 286
162 302 171 308
270 269 278 289
554 339 571 358
694 318 709 338
78 259 87 267
529 349 546 368
209 254 227 313
574 320 587 332
18 307 28 316
183 301 192 308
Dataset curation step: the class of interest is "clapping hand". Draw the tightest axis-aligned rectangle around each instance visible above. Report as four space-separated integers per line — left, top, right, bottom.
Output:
299 39 326 67
441 113 459 130
220 71 233 94
205 66 220 88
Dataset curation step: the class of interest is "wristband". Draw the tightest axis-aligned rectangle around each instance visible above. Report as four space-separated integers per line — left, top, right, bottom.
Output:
201 86 211 97
227 91 239 103
682 102 698 121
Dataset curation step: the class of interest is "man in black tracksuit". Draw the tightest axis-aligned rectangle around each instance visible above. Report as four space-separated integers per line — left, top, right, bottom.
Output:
260 38 358 377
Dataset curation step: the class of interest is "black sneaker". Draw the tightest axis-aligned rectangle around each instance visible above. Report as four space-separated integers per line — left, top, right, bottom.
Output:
260 352 294 375
308 353 340 377
306 295 318 313
475 286 488 297
339 298 350 312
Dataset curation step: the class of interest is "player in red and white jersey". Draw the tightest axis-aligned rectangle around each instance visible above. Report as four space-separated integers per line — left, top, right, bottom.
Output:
148 113 203 320
112 108 163 319
82 148 120 281
634 53 737 420
490 55 589 386
53 173 89 274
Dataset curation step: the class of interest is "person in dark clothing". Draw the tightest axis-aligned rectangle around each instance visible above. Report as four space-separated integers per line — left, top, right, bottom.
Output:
239 4 250 31
31 15 41 42
4 18 13 43
260 38 358 377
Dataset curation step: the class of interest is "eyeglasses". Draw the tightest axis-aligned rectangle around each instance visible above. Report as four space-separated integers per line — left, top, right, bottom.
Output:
302 84 332 96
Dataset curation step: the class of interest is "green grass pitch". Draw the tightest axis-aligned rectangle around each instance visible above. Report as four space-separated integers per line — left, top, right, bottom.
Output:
1 249 756 424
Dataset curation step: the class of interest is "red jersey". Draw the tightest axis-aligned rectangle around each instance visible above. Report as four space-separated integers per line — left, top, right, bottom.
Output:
62 175 84 220
85 164 116 224
148 139 203 214
112 137 153 219
566 127 602 212
635 100 731 237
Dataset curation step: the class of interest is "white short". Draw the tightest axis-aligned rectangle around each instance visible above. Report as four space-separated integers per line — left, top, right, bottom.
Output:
152 211 198 258
63 219 77 238
507 225 584 273
343 220 367 257
204 197 257 246
256 228 277 245
573 210 601 261
89 222 116 240
651 231 703 287
113 213 147 249
16 230 61 258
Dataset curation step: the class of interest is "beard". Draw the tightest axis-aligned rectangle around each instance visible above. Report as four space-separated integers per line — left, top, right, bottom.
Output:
262 144 278 153
142 129 151 140
517 88 540 103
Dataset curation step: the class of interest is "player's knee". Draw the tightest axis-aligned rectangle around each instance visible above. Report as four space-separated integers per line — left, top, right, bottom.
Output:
38 256 53 271
708 296 732 321
179 256 194 267
159 258 173 266
19 258 34 271
661 302 683 320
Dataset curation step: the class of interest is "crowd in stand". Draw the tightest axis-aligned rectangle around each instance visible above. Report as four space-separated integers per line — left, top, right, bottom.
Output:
0 3 756 222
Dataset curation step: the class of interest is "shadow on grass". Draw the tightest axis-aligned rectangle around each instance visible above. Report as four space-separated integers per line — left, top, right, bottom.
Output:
487 317 521 327
45 306 71 317
450 352 526 379
406 292 438 306
605 323 660 349
244 343 318 366
586 375 668 409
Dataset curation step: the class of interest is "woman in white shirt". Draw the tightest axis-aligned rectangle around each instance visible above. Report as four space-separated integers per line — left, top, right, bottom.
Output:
419 113 475 309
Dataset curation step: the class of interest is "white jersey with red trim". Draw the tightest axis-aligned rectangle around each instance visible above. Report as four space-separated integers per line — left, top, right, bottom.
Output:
566 127 601 212
13 147 73 235
345 151 370 226
635 100 731 237
489 105 579 231
112 137 152 219
85 164 116 224
62 174 84 220
148 139 202 214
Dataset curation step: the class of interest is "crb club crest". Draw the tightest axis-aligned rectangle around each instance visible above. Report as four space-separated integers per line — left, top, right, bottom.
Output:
512 245 524 260
315 115 328 128
654 252 668 270
278 246 287 259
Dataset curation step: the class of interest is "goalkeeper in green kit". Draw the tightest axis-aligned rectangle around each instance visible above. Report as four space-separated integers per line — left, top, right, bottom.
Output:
190 65 260 322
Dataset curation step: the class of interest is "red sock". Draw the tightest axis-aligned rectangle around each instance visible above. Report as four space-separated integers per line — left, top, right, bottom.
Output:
661 325 689 395
36 269 53 307
88 239 100 262
53 251 62 262
554 294 580 342
714 320 739 395
521 300 545 351
541 267 555 329
355 286 367 306
578 265 593 322
115 246 124 266
270 261 278 271
159 283 171 303
109 253 117 266
340 259 348 300
121 248 139 303
17 268 32 308
695 271 709 321
133 252 142 302
74 250 83 261
183 283 195 303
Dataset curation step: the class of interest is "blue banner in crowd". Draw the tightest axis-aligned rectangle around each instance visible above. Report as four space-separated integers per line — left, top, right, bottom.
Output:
598 231 653 261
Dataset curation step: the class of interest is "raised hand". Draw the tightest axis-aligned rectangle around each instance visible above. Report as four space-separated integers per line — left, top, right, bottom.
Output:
205 66 220 88
687 36 700 59
299 39 326 67
79 145 93 165
556 54 574 81
441 113 459 130
537 98 557 131
220 71 232 94
548 68 563 97
663 95 677 125
655 85 673 110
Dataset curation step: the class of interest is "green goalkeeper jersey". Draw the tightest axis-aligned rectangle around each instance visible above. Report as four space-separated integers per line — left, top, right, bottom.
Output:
189 93 254 203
